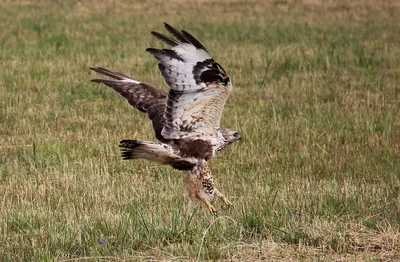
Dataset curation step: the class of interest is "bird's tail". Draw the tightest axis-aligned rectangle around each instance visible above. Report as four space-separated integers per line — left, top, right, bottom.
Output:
119 140 197 170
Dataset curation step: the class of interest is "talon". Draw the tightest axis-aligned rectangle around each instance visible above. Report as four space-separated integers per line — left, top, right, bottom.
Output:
221 197 233 209
208 204 218 216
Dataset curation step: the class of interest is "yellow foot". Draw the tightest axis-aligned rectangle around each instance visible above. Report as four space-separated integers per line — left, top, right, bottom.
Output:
221 196 233 210
208 204 218 216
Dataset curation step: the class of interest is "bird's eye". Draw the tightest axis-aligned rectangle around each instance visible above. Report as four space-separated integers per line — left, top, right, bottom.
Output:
233 132 239 137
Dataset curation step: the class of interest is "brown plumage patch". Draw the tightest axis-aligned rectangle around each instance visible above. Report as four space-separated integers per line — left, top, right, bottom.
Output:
171 160 197 170
174 138 213 161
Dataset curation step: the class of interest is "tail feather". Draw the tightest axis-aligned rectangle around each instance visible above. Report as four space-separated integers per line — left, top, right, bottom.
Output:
119 140 144 160
119 140 197 170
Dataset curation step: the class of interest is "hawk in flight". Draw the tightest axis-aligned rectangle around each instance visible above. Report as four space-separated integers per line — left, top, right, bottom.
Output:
90 23 241 215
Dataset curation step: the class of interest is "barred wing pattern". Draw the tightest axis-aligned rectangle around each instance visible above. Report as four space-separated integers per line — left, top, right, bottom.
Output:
147 23 232 140
90 67 168 141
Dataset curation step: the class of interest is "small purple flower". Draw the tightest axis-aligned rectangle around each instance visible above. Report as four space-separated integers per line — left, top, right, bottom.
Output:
98 240 104 245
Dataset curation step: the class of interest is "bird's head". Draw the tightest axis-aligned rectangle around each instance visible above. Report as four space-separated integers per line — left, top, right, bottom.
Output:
221 128 241 144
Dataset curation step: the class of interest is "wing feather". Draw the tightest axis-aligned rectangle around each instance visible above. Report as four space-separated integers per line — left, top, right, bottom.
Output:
147 24 232 140
151 31 179 47
90 67 168 141
164 23 192 44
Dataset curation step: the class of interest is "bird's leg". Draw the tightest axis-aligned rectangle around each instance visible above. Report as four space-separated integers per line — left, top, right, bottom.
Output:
194 161 218 216
187 190 218 216
184 167 217 216
196 192 218 216
214 188 233 209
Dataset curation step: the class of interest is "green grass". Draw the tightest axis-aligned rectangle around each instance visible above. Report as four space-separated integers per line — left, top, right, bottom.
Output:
1 0 399 260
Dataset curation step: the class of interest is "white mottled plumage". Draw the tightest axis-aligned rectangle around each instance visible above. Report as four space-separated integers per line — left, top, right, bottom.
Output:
174 43 211 62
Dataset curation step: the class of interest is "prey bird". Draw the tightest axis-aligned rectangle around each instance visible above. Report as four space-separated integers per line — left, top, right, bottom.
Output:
90 23 241 215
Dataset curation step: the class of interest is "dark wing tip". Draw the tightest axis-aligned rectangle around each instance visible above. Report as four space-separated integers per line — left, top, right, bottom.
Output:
89 67 133 80
151 31 179 47
90 67 106 72
146 48 166 59
162 23 190 44
181 30 207 51
90 67 102 73
163 22 173 29
160 23 207 51
146 47 158 54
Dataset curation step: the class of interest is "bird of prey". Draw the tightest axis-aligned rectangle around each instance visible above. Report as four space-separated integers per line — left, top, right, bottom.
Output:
90 23 241 215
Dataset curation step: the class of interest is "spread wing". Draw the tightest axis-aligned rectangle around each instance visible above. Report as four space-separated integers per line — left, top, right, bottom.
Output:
147 23 232 140
90 67 168 141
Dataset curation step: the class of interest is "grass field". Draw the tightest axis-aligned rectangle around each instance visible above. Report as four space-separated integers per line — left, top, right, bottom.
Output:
1 0 399 260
